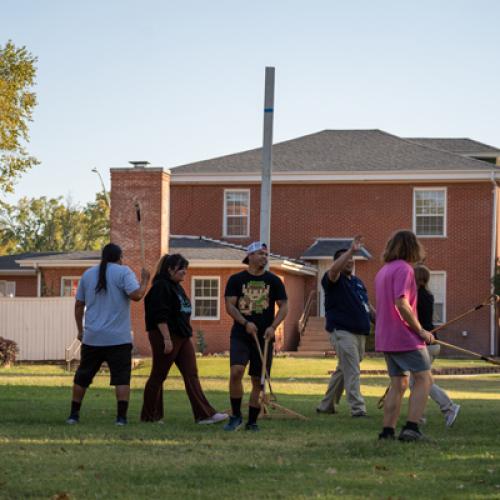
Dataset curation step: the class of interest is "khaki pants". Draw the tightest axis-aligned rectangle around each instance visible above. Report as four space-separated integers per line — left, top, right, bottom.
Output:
317 329 366 415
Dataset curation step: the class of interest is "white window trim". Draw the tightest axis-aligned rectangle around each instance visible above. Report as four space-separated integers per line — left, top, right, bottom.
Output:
60 276 81 297
223 188 250 238
0 280 16 297
191 276 220 320
413 187 447 238
429 270 446 324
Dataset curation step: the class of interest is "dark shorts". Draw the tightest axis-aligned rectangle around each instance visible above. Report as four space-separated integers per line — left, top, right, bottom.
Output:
384 348 431 377
230 333 273 378
74 343 132 388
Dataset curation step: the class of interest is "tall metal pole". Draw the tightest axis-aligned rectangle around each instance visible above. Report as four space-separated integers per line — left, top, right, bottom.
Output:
260 66 275 252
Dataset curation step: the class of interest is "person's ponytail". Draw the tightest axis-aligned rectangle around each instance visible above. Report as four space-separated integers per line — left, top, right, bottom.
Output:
96 243 123 293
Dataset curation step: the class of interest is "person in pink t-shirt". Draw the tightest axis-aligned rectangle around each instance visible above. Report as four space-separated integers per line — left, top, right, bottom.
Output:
375 230 434 442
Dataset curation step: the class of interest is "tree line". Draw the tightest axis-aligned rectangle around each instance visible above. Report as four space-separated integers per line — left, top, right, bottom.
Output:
0 193 109 254
0 40 109 255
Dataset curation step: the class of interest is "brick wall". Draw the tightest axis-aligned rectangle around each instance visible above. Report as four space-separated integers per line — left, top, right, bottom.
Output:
41 268 87 296
171 181 496 354
1 275 37 297
110 167 170 355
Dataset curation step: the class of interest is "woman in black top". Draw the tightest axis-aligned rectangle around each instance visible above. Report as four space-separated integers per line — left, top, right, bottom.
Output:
414 265 460 427
140 254 227 425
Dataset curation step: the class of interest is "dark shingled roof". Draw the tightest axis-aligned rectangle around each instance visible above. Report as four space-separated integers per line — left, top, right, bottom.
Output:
1 237 310 271
406 138 500 156
170 130 499 175
301 239 372 260
170 236 307 265
0 252 63 271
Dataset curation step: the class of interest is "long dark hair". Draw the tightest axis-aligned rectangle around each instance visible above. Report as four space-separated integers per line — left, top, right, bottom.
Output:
154 253 189 280
96 243 123 293
382 230 425 264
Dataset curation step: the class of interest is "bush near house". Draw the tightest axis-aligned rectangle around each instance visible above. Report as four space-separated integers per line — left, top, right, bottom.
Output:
0 336 18 366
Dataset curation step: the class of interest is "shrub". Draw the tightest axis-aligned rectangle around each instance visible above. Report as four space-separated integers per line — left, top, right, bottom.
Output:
0 337 18 367
196 330 207 354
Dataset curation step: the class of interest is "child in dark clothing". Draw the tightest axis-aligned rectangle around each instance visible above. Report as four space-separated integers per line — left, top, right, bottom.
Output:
414 265 460 427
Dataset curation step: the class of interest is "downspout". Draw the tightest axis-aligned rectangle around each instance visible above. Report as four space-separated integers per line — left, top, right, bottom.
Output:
490 171 498 355
36 264 41 297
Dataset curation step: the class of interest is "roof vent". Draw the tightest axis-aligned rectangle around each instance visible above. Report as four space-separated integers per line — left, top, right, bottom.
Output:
129 161 150 169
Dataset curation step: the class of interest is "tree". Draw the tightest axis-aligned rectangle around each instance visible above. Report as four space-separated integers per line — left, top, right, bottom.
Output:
0 40 39 200
0 193 109 253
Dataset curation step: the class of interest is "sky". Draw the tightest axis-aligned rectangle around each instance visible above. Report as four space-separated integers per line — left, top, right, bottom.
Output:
2 0 500 206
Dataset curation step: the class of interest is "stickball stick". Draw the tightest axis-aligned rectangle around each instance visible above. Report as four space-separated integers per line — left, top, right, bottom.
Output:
252 333 276 400
134 201 146 269
435 340 500 366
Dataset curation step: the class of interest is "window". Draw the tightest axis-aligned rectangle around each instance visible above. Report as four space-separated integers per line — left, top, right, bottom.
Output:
61 277 80 297
224 189 250 237
192 277 220 320
429 272 446 324
0 280 16 297
413 188 446 237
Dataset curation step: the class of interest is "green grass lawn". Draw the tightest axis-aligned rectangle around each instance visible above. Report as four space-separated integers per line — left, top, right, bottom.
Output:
0 357 499 499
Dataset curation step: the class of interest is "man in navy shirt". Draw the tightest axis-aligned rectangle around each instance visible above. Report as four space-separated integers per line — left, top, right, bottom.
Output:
316 236 375 417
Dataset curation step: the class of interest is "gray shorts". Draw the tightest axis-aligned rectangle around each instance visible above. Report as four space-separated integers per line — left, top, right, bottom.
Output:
384 348 431 377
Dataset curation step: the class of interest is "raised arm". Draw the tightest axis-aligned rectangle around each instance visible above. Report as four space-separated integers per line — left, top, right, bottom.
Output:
128 268 150 302
327 235 363 283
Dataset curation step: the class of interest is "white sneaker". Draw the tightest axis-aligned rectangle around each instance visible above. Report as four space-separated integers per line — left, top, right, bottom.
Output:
198 412 229 425
445 404 461 427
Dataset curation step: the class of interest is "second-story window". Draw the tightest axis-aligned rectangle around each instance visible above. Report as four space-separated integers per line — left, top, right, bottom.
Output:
224 189 250 238
413 188 446 237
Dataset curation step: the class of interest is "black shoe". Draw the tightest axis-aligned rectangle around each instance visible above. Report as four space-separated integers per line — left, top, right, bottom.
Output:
245 423 260 432
352 412 368 418
66 415 79 425
316 407 336 414
378 432 395 440
398 428 429 442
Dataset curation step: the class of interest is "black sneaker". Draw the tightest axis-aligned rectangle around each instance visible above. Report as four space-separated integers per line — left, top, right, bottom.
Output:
378 431 395 440
66 415 79 425
223 415 243 431
245 423 260 432
115 416 128 426
316 407 336 414
398 428 428 442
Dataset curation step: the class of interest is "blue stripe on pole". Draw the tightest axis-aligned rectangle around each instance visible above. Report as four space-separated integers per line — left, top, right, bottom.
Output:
264 108 273 113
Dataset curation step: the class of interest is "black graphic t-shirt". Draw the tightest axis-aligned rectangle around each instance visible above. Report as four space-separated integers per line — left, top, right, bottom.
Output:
144 275 193 338
224 270 287 338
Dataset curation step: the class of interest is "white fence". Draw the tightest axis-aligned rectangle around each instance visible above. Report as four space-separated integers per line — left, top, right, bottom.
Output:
0 297 78 361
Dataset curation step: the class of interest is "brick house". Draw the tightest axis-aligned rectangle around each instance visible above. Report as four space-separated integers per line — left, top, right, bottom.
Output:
2 129 499 356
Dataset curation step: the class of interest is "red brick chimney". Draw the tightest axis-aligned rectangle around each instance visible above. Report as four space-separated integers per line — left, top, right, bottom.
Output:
110 161 170 354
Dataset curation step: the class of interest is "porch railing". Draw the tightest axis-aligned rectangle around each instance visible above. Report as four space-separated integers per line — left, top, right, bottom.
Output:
298 290 316 337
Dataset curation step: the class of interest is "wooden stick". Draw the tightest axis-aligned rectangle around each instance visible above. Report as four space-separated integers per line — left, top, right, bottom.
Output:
134 201 146 268
435 340 500 365
252 333 276 399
